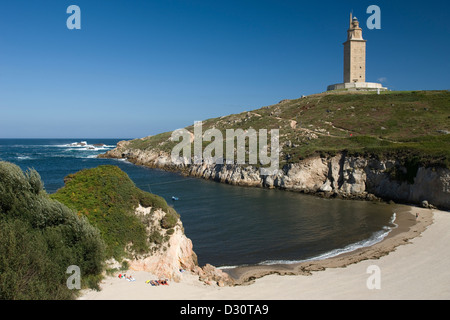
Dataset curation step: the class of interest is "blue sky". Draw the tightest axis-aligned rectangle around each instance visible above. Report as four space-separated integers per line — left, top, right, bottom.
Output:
0 0 449 138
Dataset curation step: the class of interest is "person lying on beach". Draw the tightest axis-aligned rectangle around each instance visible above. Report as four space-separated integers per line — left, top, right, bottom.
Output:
159 279 169 285
146 279 169 286
149 280 158 286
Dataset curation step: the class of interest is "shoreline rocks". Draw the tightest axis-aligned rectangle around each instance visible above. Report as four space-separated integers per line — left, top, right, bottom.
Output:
100 144 450 210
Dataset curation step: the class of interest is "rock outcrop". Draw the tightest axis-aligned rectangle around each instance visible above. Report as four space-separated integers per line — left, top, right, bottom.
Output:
100 143 450 210
192 264 234 287
126 205 197 282
125 204 234 286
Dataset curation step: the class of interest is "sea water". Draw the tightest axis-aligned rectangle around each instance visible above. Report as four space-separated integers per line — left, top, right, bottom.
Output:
0 139 396 267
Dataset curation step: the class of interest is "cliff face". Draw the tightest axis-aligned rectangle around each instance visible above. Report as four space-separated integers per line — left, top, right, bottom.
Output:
101 142 450 210
129 204 235 286
128 205 197 282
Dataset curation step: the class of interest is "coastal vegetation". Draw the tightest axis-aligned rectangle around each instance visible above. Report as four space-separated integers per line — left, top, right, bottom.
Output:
51 165 176 260
124 90 450 169
0 162 105 299
0 162 181 299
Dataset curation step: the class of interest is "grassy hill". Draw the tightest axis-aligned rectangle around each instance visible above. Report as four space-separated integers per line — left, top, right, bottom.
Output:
125 90 450 168
51 165 178 260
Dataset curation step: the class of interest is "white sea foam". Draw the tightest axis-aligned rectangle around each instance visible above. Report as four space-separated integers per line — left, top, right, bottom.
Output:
218 265 240 270
259 213 398 266
11 143 116 150
17 156 33 160
61 146 115 150
111 158 131 164
51 141 116 150
218 212 398 269
50 142 116 155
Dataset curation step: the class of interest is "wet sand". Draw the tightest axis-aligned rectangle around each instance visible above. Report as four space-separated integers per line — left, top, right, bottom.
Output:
225 204 427 284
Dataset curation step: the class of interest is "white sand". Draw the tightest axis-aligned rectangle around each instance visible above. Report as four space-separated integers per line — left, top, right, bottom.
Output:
80 209 450 300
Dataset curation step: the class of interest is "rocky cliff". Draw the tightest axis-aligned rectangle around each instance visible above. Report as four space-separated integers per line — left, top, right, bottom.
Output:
125 204 234 286
100 141 450 210
127 205 197 281
107 201 234 286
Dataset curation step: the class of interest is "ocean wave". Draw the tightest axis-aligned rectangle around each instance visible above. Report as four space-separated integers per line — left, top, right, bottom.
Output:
41 141 116 150
58 154 103 159
3 144 115 150
15 153 104 160
110 158 132 164
59 145 115 150
219 212 398 269
217 265 240 270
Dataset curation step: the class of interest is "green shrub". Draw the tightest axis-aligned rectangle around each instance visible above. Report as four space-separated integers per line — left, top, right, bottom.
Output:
148 230 164 245
0 162 105 300
386 157 420 184
161 207 180 229
138 190 170 211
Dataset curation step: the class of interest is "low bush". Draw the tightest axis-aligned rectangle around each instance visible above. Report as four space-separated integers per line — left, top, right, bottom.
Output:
0 162 105 300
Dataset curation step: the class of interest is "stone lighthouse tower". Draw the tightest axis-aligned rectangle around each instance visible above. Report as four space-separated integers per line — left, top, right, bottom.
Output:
344 13 366 83
327 13 387 92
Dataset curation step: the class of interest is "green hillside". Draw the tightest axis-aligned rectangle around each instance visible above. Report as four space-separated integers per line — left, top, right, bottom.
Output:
0 162 105 299
126 90 450 168
51 165 178 260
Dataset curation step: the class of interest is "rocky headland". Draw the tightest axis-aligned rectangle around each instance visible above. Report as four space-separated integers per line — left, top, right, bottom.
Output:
100 141 450 210
100 91 450 210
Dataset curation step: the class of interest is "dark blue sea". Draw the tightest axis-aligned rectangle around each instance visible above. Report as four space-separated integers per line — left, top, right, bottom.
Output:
0 139 397 268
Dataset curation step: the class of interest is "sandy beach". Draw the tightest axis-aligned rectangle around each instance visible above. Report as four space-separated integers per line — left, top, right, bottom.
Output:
80 205 450 300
